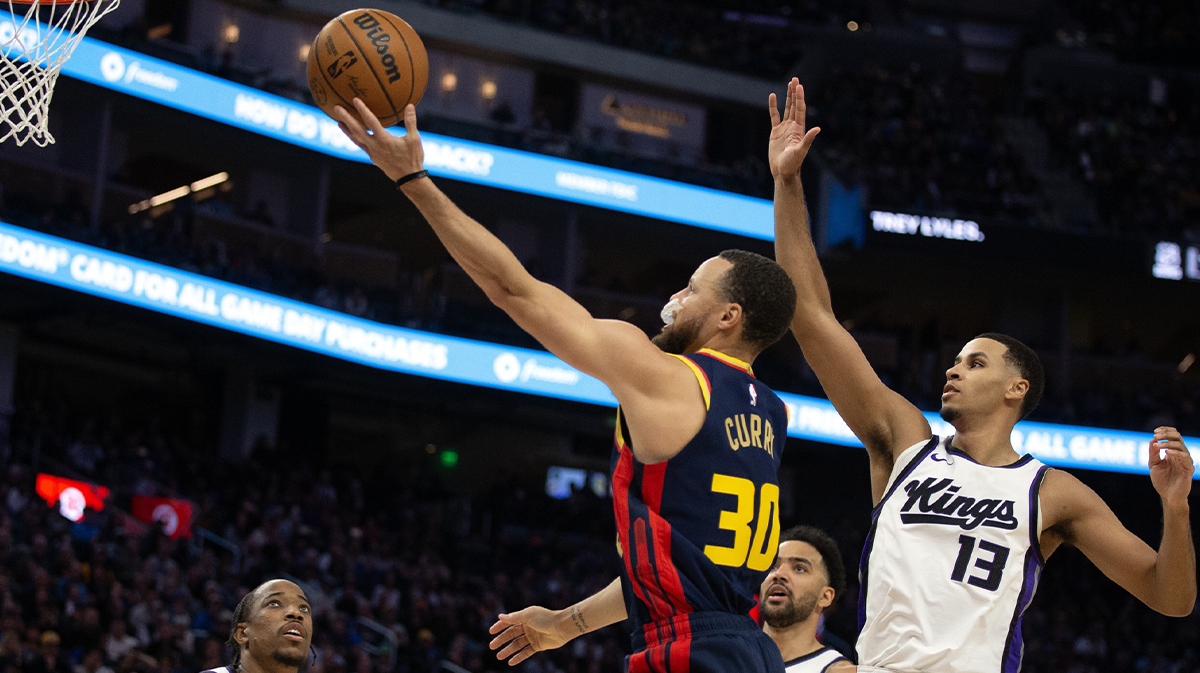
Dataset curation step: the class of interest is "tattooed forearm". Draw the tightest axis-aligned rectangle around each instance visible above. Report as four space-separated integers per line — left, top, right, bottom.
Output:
569 605 590 634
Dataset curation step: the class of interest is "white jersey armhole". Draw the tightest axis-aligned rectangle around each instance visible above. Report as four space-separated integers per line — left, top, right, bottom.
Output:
883 436 938 494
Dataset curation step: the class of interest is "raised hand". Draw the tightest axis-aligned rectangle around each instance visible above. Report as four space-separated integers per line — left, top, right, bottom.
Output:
768 77 821 179
1149 426 1195 509
487 606 571 666
333 99 425 183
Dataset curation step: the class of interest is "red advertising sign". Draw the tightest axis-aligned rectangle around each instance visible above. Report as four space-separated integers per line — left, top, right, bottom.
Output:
130 495 194 539
34 474 110 522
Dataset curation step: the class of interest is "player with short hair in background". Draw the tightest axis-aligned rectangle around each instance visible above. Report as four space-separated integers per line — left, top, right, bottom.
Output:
760 526 854 673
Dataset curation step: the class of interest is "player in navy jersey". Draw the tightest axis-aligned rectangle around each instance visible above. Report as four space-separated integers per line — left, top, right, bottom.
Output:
768 78 1195 673
335 100 799 672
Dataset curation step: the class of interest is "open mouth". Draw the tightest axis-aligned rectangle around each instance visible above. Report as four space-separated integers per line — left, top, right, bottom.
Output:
283 626 305 642
765 585 790 603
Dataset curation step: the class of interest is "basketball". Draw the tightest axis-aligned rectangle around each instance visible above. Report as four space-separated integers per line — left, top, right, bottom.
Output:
307 9 428 128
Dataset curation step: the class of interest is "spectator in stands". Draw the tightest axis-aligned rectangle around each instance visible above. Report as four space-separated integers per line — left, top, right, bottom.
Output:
28 631 71 673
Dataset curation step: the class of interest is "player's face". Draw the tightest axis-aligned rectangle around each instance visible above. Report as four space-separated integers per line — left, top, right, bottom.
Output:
652 257 732 354
239 580 313 669
759 540 833 629
940 338 1021 423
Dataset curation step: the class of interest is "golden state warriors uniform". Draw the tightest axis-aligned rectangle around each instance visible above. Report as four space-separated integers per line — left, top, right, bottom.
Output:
612 348 788 673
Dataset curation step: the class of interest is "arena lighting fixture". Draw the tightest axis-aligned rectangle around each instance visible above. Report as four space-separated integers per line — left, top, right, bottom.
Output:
441 72 458 93
1181 353 1195 374
298 43 312 62
847 20 860 31
128 172 230 214
481 80 497 100
223 24 240 44
146 23 173 40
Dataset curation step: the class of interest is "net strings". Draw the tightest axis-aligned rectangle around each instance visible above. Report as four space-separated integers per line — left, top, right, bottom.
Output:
1 0 120 146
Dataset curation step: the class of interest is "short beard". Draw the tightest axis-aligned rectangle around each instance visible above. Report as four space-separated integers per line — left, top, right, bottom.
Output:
272 648 308 668
761 590 819 629
651 316 702 354
939 405 961 423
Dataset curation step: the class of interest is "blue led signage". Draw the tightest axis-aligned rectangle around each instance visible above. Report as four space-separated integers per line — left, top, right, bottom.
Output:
0 221 1190 479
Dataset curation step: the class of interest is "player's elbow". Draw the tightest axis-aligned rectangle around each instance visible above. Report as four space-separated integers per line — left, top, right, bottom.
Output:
1151 585 1196 617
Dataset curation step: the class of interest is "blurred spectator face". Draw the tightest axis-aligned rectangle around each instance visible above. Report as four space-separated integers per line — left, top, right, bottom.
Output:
81 649 104 672
40 630 60 660
234 580 313 669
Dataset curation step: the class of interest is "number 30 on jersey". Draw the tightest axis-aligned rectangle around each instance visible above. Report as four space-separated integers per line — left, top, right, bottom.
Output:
703 474 780 572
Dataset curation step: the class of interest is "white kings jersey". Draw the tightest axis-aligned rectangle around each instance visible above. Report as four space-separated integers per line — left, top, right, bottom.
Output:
784 646 850 673
857 436 1050 673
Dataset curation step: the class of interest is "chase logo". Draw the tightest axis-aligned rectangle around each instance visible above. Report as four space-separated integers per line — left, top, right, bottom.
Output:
493 353 521 383
0 19 41 52
97 51 180 92
492 353 581 386
100 52 125 82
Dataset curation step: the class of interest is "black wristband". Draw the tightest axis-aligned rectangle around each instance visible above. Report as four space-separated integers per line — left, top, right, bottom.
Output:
394 170 429 189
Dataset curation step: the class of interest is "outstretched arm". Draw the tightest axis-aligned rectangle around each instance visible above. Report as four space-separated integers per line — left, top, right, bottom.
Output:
334 101 697 451
488 578 627 666
1045 428 1196 616
769 79 930 493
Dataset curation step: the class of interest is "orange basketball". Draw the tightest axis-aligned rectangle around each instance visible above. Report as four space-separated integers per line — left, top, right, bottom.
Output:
307 9 428 128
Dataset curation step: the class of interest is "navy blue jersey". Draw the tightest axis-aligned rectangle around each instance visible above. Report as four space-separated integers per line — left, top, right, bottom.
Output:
611 348 788 666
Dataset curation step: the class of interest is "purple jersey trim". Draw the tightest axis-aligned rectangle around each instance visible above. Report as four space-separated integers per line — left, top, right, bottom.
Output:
1001 464 1050 673
857 436 940 629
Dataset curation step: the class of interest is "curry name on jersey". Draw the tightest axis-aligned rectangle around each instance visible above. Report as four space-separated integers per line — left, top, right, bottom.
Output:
612 348 788 648
857 435 1050 673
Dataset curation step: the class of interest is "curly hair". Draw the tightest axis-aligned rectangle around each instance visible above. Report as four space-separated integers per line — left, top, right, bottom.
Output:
716 250 797 352
779 525 846 602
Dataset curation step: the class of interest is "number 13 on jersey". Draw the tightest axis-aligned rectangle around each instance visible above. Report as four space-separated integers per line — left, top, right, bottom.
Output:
703 474 780 571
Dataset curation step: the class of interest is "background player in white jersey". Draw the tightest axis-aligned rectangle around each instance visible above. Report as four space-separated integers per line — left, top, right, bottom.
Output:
201 579 313 673
761 526 854 673
766 77 1196 673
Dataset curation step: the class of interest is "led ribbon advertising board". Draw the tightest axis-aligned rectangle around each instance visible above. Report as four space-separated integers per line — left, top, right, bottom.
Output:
9 18 774 239
0 221 1193 479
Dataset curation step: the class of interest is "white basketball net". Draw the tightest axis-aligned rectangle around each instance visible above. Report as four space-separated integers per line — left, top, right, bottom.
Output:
1 0 119 146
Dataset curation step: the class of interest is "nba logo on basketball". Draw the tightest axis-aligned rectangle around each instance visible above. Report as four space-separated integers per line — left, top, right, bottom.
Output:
327 52 358 79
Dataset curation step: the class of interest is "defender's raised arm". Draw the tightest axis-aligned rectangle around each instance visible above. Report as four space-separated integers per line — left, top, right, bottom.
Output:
769 79 930 496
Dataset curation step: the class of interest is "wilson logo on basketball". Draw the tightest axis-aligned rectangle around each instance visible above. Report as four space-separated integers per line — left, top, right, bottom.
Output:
327 52 358 79
352 13 404 84
898 477 1018 531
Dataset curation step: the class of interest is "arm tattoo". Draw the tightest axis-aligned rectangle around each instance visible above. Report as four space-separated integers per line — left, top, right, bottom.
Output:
569 605 590 634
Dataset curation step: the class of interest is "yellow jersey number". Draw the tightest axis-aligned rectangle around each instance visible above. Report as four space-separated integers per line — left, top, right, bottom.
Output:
703 474 780 572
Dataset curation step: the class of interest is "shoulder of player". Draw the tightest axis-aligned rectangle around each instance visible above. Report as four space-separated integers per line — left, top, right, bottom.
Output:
1038 468 1107 537
825 660 856 673
593 320 699 392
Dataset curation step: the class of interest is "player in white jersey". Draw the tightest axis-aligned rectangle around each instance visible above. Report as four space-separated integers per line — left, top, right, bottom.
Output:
201 579 313 673
760 526 855 673
766 77 1196 673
